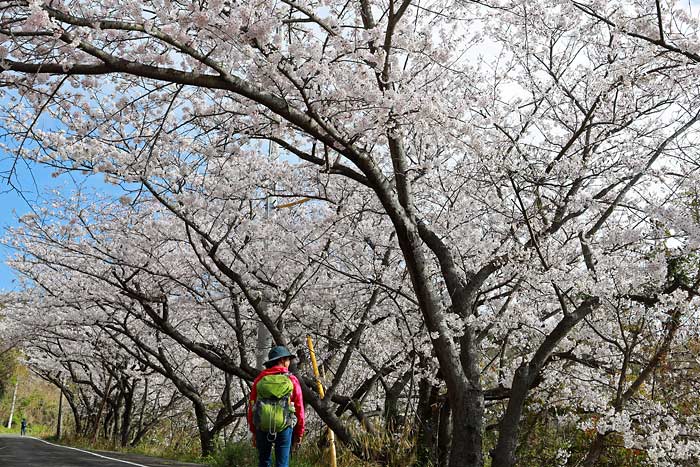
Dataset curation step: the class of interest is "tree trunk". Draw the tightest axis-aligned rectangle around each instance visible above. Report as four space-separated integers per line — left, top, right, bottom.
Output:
69 402 83 436
447 384 484 467
104 407 114 440
111 400 121 447
135 378 148 444
92 374 112 442
55 382 81 436
384 370 411 432
491 365 531 467
582 433 606 467
437 396 451 467
491 298 600 467
121 386 134 447
130 418 160 447
192 402 214 457
414 378 439 467
392 221 486 466
450 329 485 467
56 384 63 439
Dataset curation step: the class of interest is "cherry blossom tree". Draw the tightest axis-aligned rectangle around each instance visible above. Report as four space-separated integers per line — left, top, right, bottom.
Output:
3 279 244 455
0 297 190 446
0 189 410 455
2 1 700 466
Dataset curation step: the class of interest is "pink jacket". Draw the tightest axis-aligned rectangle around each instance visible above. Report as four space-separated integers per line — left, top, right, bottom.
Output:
248 365 305 440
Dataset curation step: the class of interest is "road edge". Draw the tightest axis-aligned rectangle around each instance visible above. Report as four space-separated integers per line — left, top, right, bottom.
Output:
26 437 151 467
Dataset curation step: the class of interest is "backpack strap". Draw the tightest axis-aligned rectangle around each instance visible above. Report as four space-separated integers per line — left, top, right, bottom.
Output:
276 371 297 430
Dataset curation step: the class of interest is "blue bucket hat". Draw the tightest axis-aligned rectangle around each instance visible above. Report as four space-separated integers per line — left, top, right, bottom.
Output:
264 345 296 367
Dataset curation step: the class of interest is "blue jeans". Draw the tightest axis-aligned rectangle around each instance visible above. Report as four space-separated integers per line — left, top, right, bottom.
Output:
256 426 293 467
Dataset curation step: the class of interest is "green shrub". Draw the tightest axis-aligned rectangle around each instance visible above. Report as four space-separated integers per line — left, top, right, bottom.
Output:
206 442 255 467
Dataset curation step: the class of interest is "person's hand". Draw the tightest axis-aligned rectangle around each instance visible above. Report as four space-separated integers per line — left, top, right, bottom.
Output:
292 436 302 452
252 436 257 448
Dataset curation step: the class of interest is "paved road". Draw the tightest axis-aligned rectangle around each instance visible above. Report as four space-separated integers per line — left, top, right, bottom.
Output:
0 435 204 467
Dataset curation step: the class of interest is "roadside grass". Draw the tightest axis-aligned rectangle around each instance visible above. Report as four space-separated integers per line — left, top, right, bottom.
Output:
206 430 415 467
206 441 333 467
0 423 54 437
43 434 203 464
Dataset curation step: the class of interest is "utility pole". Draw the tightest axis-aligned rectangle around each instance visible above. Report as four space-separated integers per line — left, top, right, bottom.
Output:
256 296 273 368
6 379 18 429
256 140 277 368
256 190 273 369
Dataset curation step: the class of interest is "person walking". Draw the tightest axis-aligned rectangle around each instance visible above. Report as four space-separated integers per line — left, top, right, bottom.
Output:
248 346 305 467
20 418 27 436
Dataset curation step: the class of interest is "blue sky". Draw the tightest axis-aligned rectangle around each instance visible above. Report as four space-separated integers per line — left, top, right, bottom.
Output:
1 159 54 291
0 157 46 291
0 155 116 292
0 85 125 292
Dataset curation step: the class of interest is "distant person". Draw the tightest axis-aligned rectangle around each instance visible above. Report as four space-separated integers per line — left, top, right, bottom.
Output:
248 346 304 467
20 418 27 436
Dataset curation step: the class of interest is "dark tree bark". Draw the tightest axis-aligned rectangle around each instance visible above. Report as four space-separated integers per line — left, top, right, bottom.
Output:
414 378 440 467
193 403 214 457
384 370 412 432
437 397 451 467
582 434 607 467
120 382 135 447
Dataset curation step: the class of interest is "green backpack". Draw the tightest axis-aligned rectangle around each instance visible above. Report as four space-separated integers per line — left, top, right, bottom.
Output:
253 373 296 434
